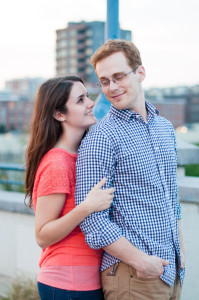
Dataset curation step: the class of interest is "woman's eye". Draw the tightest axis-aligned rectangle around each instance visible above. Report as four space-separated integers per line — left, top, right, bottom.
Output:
78 98 84 103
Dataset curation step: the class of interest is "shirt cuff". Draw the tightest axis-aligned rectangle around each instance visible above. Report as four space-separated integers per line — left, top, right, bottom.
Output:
81 221 123 249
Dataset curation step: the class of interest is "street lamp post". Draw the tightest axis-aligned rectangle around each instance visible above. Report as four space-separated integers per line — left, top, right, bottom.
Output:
106 0 119 40
93 0 120 120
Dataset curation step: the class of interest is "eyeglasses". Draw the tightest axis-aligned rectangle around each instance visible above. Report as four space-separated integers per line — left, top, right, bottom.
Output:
97 67 138 87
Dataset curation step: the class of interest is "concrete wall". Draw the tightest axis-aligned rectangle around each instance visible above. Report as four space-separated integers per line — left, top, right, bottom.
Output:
0 210 40 279
180 202 199 300
0 198 199 299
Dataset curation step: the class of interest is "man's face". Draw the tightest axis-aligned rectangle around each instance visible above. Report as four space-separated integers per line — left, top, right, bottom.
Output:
96 52 145 111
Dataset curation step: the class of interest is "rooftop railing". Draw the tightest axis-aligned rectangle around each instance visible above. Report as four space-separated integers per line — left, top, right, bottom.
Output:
0 139 198 215
0 163 25 186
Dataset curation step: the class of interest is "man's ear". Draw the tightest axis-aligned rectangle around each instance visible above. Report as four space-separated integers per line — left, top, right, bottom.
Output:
138 66 146 82
53 110 66 122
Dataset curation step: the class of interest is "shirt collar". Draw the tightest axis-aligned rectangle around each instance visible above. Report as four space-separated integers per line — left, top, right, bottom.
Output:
146 100 159 118
109 100 159 122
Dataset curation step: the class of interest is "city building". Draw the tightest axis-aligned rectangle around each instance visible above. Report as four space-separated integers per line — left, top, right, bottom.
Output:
188 85 199 124
0 77 46 132
150 98 187 129
56 21 131 86
145 85 199 126
5 77 46 101
0 100 34 132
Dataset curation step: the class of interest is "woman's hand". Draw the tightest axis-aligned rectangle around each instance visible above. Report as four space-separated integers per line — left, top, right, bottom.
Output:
35 178 114 249
83 177 115 213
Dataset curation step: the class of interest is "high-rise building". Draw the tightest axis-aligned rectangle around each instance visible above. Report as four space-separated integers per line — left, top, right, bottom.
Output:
56 21 132 86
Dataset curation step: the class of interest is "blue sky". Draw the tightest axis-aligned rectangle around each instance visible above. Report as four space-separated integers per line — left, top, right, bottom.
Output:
0 0 198 89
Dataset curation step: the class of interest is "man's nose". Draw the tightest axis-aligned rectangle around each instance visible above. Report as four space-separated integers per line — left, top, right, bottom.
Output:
109 79 119 90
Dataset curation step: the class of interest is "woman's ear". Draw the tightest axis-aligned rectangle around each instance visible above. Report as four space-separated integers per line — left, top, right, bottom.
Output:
53 110 66 122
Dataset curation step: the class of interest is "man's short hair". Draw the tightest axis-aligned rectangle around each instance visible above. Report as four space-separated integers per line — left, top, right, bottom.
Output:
91 39 142 70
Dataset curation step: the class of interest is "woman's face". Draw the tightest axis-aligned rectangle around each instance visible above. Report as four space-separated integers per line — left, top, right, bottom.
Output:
64 81 96 130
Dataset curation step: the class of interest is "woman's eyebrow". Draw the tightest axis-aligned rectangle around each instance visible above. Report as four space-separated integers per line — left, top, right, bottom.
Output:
77 93 87 100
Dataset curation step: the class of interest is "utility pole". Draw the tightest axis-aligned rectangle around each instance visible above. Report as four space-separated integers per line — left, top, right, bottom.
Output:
93 0 120 120
106 0 119 40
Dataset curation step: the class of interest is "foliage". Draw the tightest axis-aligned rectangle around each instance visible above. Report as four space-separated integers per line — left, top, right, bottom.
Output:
184 142 199 177
0 183 25 193
185 164 199 177
0 170 25 193
2 277 39 300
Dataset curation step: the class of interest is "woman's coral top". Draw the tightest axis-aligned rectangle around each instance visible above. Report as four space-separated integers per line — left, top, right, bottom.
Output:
32 148 103 291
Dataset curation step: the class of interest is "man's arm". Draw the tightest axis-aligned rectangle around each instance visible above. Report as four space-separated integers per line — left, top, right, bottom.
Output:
178 220 185 269
171 125 185 269
104 237 169 278
75 131 123 248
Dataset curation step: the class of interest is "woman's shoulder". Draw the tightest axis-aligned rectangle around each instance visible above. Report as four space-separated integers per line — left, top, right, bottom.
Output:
43 148 77 164
37 148 76 176
33 148 74 200
46 147 77 159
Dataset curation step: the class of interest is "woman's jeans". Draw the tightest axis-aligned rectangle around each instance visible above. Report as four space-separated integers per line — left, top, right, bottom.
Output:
37 282 104 300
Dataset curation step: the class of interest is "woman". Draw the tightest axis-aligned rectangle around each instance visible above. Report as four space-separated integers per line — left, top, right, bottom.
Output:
25 76 115 300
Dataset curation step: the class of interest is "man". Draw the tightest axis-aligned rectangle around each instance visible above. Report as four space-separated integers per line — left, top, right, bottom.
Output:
75 40 185 300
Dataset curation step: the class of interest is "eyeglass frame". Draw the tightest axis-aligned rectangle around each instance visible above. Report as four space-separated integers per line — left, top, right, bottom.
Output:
97 67 138 87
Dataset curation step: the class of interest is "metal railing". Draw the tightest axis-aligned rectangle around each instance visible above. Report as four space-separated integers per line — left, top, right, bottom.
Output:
0 140 199 202
0 163 25 186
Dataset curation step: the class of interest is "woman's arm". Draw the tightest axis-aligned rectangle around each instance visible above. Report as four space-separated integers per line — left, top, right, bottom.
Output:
35 178 115 249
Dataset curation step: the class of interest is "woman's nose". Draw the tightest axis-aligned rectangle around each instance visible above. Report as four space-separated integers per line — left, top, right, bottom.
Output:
87 98 95 107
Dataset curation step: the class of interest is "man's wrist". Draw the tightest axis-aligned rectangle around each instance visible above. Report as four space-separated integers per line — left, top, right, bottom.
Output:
129 248 148 272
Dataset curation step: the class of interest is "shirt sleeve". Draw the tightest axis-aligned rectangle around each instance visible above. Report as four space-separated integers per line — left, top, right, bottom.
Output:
170 125 182 219
37 155 71 197
75 130 123 249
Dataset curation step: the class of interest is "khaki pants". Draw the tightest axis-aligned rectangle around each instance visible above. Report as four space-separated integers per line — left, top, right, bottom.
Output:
101 262 182 300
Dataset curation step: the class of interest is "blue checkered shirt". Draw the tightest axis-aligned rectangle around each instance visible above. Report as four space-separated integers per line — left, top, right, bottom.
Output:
75 101 185 287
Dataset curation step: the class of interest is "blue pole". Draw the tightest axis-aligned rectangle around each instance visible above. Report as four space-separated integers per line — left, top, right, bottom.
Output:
94 0 120 121
106 0 119 40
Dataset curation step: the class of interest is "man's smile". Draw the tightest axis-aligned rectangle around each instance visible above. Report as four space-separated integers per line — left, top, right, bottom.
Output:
111 91 126 99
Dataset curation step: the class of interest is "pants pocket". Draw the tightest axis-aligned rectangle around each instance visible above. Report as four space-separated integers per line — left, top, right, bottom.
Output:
101 267 119 300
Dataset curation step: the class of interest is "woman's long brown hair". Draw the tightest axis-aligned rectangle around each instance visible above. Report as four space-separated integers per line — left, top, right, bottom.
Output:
25 76 84 208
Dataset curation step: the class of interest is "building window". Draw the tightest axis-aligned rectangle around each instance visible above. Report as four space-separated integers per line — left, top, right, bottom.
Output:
86 29 92 37
86 39 92 46
69 29 76 37
70 48 77 56
85 48 92 55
